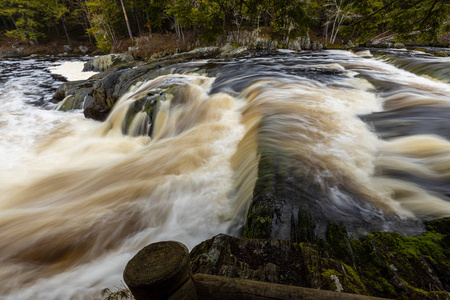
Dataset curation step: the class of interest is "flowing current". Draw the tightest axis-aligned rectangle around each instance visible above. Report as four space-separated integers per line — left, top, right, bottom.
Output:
1 50 449 299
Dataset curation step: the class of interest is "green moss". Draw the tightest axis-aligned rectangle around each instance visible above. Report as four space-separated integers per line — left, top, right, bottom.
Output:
342 264 368 295
326 223 354 266
434 51 449 57
371 277 396 296
425 217 450 234
243 203 273 238
350 229 450 298
297 208 315 243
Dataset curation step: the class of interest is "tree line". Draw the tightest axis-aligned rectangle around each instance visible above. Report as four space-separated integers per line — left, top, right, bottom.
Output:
0 0 449 52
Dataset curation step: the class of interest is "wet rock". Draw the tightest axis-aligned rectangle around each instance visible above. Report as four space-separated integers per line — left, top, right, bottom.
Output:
242 148 399 242
52 79 95 111
50 73 68 82
122 91 165 137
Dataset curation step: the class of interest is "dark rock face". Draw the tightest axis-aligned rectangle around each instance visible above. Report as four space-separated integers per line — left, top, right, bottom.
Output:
51 79 95 111
191 220 450 299
191 234 308 287
243 149 420 243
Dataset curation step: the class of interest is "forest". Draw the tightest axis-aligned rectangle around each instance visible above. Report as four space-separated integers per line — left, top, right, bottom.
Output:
0 0 449 53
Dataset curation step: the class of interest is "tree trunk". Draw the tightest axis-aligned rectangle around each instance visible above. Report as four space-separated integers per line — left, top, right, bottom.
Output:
1 16 9 30
119 0 133 39
133 10 142 36
61 18 72 47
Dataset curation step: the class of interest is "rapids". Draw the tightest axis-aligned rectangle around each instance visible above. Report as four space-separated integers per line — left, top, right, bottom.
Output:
0 49 449 299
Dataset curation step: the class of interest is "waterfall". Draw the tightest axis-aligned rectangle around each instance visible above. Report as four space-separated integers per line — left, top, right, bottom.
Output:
0 50 449 299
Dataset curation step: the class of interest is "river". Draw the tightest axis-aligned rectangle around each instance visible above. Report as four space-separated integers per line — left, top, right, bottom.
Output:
0 49 449 299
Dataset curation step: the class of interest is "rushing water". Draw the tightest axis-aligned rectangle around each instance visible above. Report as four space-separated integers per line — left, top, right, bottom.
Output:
0 50 449 299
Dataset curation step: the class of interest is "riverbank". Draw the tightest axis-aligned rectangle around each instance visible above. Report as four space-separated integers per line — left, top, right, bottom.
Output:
0 35 97 57
2 30 449 60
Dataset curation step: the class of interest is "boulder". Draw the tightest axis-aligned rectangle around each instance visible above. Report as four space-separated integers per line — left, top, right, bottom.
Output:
63 45 73 52
219 46 248 58
79 45 89 54
83 53 134 72
250 39 278 50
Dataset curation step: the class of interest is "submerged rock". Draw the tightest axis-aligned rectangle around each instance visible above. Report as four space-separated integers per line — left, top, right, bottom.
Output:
191 219 450 299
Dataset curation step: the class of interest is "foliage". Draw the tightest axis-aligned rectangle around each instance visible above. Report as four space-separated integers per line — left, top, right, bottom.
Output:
0 0 448 49
101 286 134 300
343 0 450 44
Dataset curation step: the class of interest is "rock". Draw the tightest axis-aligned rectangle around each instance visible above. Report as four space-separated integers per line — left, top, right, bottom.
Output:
0 50 21 58
288 38 302 51
81 59 180 121
122 92 163 137
219 46 248 58
52 80 95 111
79 45 89 54
50 73 68 82
169 47 221 60
424 217 450 234
220 43 234 52
311 41 323 51
300 35 311 50
63 45 73 52
86 69 126 120
250 39 277 51
128 46 140 53
355 50 373 58
394 43 406 49
242 147 401 242
83 53 134 72
190 233 366 294
191 219 450 299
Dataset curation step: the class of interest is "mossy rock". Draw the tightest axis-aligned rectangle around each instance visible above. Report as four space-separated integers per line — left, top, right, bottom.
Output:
192 217 450 299
425 217 450 235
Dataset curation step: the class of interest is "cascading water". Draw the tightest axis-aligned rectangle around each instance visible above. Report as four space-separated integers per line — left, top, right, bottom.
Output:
0 49 449 299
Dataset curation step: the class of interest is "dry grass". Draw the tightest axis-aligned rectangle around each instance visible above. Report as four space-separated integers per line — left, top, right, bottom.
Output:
0 34 97 56
113 32 203 60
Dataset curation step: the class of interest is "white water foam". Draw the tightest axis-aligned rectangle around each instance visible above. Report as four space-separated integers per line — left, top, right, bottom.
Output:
49 61 98 81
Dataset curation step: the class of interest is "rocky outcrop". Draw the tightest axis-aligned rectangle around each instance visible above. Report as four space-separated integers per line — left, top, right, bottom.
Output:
52 79 95 111
83 53 135 72
191 218 450 299
53 46 251 121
